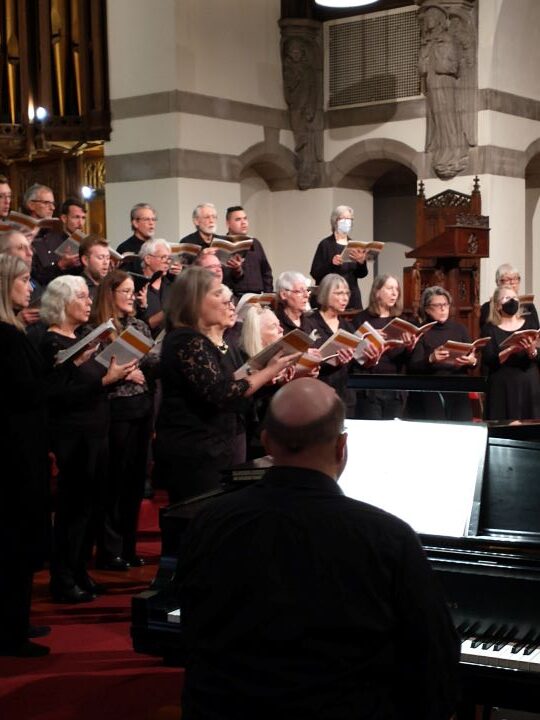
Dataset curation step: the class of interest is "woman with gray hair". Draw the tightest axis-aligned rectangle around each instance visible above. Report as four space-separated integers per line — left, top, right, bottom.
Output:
406 285 477 421
137 237 173 336
40 275 136 603
310 204 368 310
303 273 356 403
275 270 312 333
0 255 50 656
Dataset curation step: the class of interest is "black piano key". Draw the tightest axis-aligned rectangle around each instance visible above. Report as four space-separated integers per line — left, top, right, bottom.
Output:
524 633 540 655
494 626 518 651
472 623 497 649
481 624 508 651
457 621 470 636
512 628 537 654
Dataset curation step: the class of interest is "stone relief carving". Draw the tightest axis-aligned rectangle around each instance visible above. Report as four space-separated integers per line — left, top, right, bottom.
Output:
417 0 477 180
279 19 324 190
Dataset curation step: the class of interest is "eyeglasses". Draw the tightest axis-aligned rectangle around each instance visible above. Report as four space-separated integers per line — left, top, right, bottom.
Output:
427 302 450 309
149 254 171 262
115 289 136 297
0 193 12 200
332 290 351 297
33 199 55 207
288 288 310 295
135 216 157 222
500 276 520 284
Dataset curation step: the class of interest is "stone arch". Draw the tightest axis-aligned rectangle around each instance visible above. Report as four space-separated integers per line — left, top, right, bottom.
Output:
328 138 421 187
524 138 540 180
237 142 297 190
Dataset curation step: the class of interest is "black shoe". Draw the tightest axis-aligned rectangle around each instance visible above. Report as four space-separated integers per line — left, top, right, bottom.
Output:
28 625 51 639
95 556 131 572
0 640 50 657
50 584 95 603
125 556 145 568
77 574 106 595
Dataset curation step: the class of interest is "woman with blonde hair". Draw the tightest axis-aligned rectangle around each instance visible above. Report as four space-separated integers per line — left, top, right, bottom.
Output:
240 304 283 358
481 285 540 420
0 255 50 656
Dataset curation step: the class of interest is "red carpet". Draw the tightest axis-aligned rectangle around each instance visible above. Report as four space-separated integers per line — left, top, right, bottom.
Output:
0 494 184 720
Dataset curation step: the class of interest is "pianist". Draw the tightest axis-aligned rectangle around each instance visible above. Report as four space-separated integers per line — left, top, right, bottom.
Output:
174 378 460 720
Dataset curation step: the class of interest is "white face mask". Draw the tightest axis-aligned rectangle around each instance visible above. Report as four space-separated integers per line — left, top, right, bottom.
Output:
336 218 352 235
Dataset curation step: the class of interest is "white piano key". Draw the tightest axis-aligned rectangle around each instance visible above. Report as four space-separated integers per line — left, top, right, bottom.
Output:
461 637 540 673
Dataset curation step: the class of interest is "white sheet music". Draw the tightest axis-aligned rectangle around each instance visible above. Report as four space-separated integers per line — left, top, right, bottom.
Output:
338 420 488 537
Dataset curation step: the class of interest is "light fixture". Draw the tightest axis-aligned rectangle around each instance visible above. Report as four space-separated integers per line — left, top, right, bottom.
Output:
314 0 379 7
81 185 96 200
35 106 48 121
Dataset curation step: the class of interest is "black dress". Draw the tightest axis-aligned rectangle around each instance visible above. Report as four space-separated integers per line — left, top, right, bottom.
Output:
154 328 250 503
40 330 109 593
481 318 540 421
0 322 50 651
353 310 411 420
406 319 473 422
310 234 368 310
97 316 156 564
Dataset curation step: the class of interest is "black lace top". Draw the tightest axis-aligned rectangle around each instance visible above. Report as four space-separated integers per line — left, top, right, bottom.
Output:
156 327 250 461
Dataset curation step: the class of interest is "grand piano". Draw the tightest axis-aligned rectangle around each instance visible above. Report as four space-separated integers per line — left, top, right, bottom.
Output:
131 421 540 717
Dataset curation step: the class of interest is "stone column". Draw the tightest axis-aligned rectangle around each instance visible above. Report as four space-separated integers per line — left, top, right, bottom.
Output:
279 18 324 190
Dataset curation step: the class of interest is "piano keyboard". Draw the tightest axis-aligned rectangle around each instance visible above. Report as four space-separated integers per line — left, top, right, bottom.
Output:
459 622 540 673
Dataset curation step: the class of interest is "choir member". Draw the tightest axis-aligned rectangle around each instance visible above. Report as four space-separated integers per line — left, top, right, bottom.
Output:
137 238 173 336
90 270 157 569
241 303 284 352
304 273 355 403
40 276 136 602
310 205 368 310
354 274 415 419
153 266 299 503
0 255 51 656
480 264 539 329
406 286 477 421
275 271 312 333
481 285 540 420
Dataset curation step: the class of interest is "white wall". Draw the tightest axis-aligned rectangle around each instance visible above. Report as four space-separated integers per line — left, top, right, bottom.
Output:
176 0 285 108
107 0 178 98
479 0 540 100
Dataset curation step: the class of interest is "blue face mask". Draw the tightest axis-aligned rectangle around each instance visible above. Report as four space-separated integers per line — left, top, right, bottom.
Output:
336 218 352 235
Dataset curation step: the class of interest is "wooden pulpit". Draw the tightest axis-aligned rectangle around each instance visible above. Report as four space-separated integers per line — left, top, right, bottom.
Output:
403 177 490 339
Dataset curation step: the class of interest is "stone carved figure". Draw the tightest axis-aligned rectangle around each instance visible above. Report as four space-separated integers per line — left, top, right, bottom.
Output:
417 1 477 179
281 34 323 190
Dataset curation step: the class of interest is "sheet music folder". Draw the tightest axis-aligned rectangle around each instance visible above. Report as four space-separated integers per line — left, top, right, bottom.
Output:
338 419 488 538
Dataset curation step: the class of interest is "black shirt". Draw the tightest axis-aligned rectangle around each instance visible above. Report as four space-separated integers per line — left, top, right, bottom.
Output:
117 234 144 255
311 234 368 310
176 465 460 720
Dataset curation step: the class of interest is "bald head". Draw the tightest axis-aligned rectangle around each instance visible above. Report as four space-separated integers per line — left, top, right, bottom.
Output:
262 379 347 479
